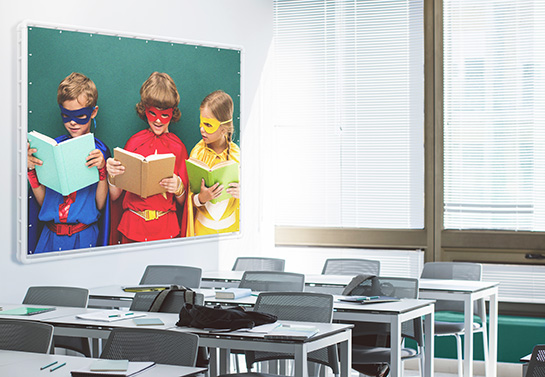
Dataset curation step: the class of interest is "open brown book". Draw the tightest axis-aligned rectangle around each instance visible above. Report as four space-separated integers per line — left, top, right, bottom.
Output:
111 147 175 198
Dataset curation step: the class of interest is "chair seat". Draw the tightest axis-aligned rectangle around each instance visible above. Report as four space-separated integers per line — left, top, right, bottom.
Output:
434 321 482 335
352 344 418 363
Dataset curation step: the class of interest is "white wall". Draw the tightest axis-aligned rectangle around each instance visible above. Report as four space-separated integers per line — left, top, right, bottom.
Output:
1 0 274 302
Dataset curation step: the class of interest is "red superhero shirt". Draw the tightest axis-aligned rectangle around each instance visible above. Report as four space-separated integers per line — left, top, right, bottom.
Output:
113 129 189 242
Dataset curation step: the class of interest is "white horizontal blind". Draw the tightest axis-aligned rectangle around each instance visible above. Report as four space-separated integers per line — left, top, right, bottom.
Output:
443 0 545 231
482 264 545 303
273 0 425 229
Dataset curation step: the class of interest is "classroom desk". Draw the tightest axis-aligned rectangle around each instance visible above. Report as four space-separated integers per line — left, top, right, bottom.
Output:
172 321 353 377
9 307 351 377
200 271 352 294
88 286 435 377
0 350 206 377
206 295 435 377
418 279 499 377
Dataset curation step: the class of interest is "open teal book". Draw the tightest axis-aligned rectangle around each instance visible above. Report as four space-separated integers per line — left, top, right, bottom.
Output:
0 307 56 316
185 157 239 203
28 131 98 195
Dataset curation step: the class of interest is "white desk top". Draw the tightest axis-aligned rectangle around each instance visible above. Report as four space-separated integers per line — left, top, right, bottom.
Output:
419 279 499 293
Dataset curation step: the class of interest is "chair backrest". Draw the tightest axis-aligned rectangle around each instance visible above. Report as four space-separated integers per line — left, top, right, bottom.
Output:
322 258 380 276
23 286 89 308
420 262 482 281
255 292 334 322
0 319 54 353
526 345 545 377
239 271 305 292
248 292 337 372
100 328 199 366
344 276 419 299
139 265 202 288
344 276 421 342
232 257 285 271
129 290 204 312
420 261 483 313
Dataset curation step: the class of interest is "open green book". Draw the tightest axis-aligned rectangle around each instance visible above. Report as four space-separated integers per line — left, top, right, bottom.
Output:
28 131 98 195
185 157 239 204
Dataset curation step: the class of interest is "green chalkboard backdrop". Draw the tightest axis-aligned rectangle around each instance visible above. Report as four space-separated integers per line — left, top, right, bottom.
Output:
27 26 241 150
21 23 242 260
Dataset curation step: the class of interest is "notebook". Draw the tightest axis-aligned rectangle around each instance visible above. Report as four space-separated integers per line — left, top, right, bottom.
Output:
70 361 155 376
337 296 400 304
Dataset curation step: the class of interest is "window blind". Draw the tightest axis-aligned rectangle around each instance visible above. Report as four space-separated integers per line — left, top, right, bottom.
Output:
273 0 425 229
443 0 545 231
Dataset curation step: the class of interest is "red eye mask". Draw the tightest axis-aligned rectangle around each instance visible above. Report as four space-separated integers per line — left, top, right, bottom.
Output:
145 106 173 124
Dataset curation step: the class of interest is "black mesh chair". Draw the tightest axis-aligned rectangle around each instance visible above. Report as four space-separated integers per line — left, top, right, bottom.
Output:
232 257 285 272
100 328 199 366
219 292 339 377
238 271 305 292
129 290 208 369
321 258 380 276
420 262 486 377
23 286 91 357
129 290 205 312
139 265 202 288
343 276 424 377
526 345 545 377
0 319 54 353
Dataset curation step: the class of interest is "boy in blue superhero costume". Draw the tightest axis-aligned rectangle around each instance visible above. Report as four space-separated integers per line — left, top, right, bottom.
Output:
27 72 110 253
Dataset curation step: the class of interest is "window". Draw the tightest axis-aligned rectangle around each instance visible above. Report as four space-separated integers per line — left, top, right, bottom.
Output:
273 0 425 229
443 0 545 231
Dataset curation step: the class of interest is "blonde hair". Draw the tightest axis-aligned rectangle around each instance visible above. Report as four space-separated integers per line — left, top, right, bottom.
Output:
135 72 181 122
57 72 98 107
200 90 235 159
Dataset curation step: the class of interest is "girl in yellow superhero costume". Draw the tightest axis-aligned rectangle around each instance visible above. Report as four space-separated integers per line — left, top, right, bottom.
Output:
187 90 240 236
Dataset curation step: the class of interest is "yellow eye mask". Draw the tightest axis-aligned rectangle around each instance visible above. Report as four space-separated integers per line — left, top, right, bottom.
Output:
200 116 232 134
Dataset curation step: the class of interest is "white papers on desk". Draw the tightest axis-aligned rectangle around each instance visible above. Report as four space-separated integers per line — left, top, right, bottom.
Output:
264 324 320 340
76 310 146 322
230 322 281 334
71 361 155 376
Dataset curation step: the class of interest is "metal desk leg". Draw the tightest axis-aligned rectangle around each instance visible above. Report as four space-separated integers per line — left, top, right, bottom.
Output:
424 309 435 377
209 347 218 377
390 316 402 377
489 291 498 377
464 296 475 377
293 343 309 377
338 333 352 377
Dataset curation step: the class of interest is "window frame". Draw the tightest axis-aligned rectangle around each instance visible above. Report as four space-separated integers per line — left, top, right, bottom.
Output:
274 0 545 267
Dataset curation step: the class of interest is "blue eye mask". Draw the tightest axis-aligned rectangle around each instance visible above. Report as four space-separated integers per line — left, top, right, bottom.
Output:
59 104 95 125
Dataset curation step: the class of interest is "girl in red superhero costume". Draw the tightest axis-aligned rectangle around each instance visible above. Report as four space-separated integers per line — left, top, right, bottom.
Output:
106 72 188 243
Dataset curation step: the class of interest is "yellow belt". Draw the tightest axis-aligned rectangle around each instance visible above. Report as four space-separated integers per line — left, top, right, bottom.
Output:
130 209 170 221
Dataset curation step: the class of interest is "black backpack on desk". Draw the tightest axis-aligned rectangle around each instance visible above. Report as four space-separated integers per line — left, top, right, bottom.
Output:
177 303 278 331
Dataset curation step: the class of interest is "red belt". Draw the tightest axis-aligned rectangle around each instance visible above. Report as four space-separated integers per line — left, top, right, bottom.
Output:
46 222 91 237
